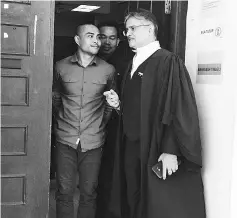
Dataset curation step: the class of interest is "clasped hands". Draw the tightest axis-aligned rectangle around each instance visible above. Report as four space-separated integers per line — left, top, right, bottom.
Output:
103 90 179 180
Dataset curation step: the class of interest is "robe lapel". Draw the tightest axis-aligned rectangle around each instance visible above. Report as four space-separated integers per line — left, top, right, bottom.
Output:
121 60 132 102
140 51 160 144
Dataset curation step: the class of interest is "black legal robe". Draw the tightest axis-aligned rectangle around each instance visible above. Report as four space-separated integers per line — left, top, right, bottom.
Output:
108 49 206 218
96 45 134 218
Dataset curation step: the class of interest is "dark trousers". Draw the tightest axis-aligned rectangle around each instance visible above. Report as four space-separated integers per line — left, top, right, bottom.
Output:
124 137 141 218
55 141 102 218
96 115 118 218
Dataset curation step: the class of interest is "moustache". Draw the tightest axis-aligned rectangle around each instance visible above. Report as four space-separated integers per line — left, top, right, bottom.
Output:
91 44 100 48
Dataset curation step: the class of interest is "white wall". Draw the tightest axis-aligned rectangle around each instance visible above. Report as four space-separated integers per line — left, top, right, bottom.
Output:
185 0 237 218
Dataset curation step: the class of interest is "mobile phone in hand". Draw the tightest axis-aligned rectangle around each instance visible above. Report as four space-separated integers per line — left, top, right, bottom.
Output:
152 161 163 179
152 159 182 179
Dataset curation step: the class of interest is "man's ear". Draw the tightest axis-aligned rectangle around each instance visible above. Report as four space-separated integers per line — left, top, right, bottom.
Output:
74 35 80 46
116 38 120 46
149 26 153 34
149 25 155 37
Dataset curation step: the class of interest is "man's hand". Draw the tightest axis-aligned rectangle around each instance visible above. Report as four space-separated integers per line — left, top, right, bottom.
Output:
52 91 62 114
103 89 120 109
158 153 178 180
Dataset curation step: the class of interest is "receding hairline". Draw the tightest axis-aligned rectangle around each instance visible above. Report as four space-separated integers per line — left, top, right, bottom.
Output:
125 14 152 25
124 11 158 38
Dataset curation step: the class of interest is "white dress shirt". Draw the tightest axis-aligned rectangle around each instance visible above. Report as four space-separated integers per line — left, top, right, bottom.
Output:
130 40 161 78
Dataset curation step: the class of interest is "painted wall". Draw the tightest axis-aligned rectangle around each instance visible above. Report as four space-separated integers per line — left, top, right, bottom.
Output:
54 12 94 37
185 0 237 217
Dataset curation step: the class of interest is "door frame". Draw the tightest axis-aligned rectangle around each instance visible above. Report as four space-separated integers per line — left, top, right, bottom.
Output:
170 0 188 61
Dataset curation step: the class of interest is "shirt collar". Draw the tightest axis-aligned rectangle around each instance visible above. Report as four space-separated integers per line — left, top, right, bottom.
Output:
135 40 161 55
70 53 97 66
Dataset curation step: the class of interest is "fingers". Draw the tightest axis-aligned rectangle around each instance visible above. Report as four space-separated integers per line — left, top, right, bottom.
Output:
106 99 118 108
103 90 118 100
110 89 117 96
162 164 177 180
162 163 175 179
103 91 111 96
158 153 179 180
104 89 118 96
162 161 167 180
104 90 120 108
175 164 179 171
158 155 162 162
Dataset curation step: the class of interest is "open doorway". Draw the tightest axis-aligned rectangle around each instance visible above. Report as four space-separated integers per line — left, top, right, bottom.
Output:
49 1 187 217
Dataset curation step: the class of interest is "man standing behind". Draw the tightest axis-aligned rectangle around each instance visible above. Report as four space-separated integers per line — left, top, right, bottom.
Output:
98 21 134 89
53 23 116 218
105 9 206 218
98 21 120 62
96 21 132 218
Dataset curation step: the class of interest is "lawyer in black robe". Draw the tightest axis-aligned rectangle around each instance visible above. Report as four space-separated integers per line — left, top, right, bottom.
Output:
108 48 206 218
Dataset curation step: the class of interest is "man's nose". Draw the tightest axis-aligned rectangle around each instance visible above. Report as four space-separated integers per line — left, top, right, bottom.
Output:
105 38 110 44
126 29 132 37
94 37 100 44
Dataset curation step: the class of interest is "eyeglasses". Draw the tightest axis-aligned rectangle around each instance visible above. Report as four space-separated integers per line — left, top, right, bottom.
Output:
123 24 150 36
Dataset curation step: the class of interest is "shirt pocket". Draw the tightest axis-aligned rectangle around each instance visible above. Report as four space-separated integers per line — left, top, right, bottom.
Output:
61 75 82 95
89 78 107 96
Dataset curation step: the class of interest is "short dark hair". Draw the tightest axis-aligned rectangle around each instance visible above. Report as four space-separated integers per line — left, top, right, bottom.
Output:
124 8 158 38
75 22 95 35
98 21 120 38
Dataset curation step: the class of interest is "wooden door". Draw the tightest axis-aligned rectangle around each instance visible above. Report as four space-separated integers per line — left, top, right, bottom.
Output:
1 1 54 217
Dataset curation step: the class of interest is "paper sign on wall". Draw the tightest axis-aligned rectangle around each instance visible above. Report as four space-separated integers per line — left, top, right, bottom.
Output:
199 18 224 51
196 51 223 84
201 0 221 18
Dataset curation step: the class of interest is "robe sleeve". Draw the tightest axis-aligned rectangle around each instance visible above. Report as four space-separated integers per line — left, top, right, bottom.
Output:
161 54 202 167
161 126 181 156
102 66 117 125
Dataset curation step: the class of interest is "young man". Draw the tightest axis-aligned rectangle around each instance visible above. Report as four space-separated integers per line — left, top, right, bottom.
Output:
105 9 206 218
53 23 116 218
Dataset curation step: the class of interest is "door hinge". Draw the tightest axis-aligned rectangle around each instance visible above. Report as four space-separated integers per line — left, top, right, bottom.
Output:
165 0 171 14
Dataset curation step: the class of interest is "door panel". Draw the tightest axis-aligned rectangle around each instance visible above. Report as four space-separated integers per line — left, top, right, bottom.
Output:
1 23 29 55
1 1 54 217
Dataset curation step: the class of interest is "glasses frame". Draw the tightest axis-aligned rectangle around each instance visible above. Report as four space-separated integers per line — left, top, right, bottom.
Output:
123 24 150 36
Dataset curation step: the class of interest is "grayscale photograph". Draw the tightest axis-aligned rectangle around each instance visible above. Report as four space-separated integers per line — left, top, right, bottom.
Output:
1 1 237 218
